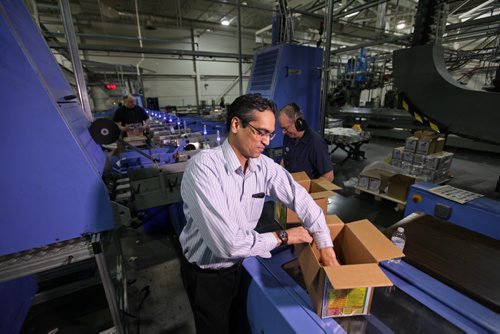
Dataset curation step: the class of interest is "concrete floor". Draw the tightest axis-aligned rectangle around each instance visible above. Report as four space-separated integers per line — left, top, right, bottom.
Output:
21 137 500 333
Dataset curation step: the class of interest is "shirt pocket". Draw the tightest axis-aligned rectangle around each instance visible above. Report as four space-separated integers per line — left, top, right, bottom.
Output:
243 193 265 227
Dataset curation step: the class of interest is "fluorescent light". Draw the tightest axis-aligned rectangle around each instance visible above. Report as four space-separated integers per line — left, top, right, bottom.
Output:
221 19 230 26
396 22 406 30
345 11 359 18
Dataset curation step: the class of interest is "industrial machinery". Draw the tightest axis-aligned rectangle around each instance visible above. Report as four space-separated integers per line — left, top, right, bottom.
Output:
393 0 500 145
88 114 225 231
240 1 500 331
0 1 125 332
247 44 323 148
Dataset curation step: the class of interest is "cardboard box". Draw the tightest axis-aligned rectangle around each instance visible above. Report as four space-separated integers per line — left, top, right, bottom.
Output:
297 216 404 318
412 153 426 167
402 151 414 163
414 130 439 140
400 161 412 174
386 174 415 201
411 165 423 176
424 151 454 170
357 174 370 189
275 172 340 226
391 159 401 168
404 136 418 152
359 169 395 193
421 168 436 182
416 138 437 155
434 137 446 153
392 147 404 161
439 151 454 170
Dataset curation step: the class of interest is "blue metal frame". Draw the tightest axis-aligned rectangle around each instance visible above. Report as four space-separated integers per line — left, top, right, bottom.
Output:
243 246 500 333
243 247 343 333
381 261 500 333
404 182 500 240
0 0 114 256
247 44 323 148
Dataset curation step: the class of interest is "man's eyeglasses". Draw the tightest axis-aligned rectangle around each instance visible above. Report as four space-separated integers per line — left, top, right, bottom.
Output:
280 122 295 133
246 122 276 140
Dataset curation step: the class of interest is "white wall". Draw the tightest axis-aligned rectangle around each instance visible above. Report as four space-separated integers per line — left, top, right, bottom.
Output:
79 23 257 111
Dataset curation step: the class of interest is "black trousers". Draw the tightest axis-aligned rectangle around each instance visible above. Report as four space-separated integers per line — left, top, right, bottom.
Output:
180 256 243 334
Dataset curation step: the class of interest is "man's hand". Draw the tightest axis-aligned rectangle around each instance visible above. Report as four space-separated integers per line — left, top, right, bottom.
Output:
287 226 314 244
274 227 313 246
319 247 340 266
116 122 127 132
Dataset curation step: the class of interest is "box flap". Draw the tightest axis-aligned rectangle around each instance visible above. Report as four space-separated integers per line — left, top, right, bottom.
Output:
297 244 322 289
292 171 310 182
346 220 404 261
311 179 341 192
323 264 393 289
310 190 335 199
359 169 395 180
326 215 344 242
326 215 344 225
297 180 311 192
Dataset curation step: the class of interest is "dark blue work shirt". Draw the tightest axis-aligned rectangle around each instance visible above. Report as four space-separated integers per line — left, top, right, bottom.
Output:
282 127 333 179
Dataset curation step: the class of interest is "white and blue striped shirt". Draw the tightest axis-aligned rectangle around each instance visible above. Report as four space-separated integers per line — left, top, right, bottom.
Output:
179 139 333 269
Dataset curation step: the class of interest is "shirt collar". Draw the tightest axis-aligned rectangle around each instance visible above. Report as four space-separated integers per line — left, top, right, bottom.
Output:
301 127 313 143
289 126 312 145
221 139 262 175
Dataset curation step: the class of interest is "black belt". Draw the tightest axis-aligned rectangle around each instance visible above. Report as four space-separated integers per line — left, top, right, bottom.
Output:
182 255 242 274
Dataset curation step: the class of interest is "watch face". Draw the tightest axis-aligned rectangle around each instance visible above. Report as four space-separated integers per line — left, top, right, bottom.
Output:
279 230 288 245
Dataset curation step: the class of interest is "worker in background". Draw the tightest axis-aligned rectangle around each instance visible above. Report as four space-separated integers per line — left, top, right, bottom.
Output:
179 93 339 334
112 94 150 137
278 103 334 181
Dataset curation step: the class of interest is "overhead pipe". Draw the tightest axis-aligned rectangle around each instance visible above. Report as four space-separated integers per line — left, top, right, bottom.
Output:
134 0 144 78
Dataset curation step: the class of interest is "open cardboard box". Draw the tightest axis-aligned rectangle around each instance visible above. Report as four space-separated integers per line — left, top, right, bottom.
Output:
275 172 341 227
297 215 404 318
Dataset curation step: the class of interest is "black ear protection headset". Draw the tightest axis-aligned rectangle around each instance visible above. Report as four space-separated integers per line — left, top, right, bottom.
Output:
289 102 307 131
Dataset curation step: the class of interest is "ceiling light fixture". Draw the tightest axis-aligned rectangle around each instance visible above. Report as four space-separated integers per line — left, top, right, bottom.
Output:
396 22 406 30
345 11 359 18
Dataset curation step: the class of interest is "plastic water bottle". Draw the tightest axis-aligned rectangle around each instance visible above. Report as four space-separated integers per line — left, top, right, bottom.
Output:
390 227 406 264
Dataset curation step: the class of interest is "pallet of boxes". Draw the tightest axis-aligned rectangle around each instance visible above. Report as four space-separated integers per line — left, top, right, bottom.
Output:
392 130 454 184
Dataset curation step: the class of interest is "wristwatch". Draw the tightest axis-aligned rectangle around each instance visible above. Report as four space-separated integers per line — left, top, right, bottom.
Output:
278 230 288 245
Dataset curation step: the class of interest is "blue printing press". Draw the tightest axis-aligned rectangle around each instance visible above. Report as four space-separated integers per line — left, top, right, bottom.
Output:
0 0 119 332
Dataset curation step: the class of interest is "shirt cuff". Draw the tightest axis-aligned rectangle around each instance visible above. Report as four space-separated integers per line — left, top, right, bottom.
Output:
311 231 334 249
262 232 279 251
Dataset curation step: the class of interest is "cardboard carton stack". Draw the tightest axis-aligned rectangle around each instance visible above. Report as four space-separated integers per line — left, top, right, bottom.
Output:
297 215 404 318
275 172 341 227
391 131 453 183
357 169 415 202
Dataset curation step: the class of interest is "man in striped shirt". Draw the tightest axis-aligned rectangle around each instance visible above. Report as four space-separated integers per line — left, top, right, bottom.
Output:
179 93 339 333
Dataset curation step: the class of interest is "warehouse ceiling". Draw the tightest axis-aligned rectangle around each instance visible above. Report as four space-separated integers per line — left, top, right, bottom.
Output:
31 0 499 75
33 0 498 48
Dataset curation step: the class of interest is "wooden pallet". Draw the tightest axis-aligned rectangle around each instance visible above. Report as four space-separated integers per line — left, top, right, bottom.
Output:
354 186 406 211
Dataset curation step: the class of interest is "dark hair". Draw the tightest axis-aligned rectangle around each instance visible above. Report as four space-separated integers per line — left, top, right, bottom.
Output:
226 93 277 132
